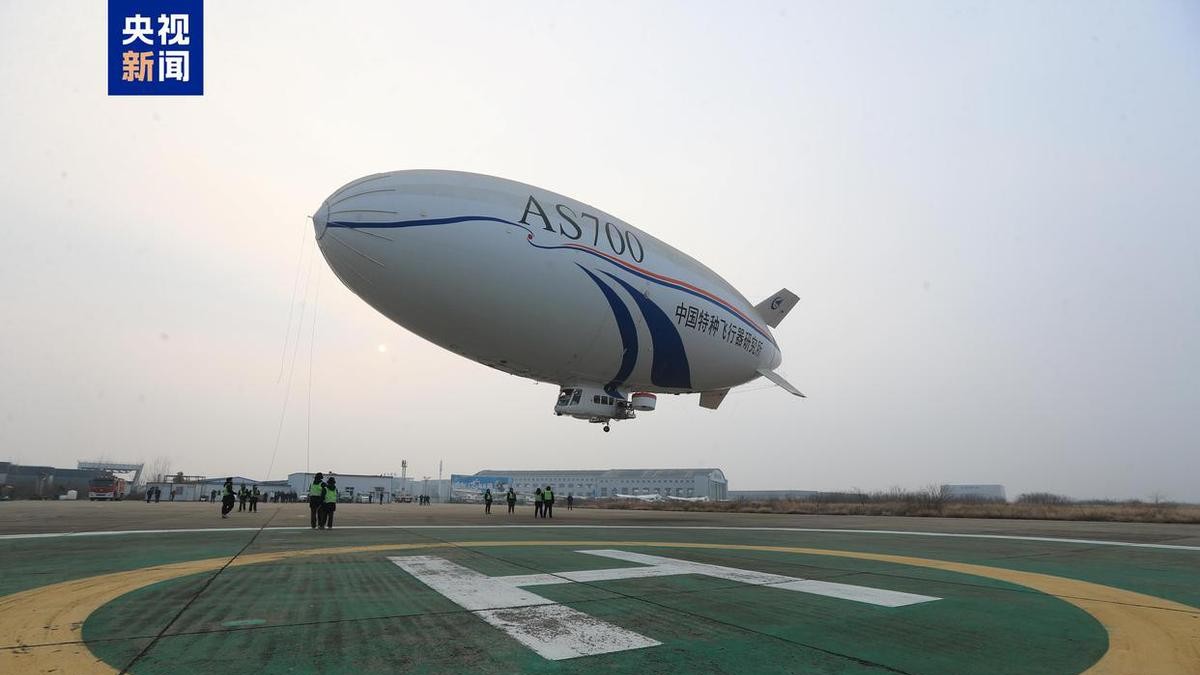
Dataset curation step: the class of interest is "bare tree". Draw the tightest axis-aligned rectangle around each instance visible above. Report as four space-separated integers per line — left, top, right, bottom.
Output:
1017 492 1072 505
851 486 866 506
146 456 172 484
920 484 949 514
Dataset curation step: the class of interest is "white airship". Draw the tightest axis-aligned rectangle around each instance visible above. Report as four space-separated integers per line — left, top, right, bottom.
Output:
313 170 802 431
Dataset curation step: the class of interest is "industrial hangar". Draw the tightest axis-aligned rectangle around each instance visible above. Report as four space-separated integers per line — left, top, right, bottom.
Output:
475 468 728 500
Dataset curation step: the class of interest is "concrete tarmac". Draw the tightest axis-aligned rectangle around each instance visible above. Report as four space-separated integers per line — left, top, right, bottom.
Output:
3 501 1199 674
3 499 1200 545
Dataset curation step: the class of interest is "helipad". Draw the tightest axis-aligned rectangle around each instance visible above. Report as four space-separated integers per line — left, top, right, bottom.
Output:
1 502 1197 674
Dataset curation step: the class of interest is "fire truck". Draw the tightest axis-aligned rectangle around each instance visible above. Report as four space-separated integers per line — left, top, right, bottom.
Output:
87 475 127 501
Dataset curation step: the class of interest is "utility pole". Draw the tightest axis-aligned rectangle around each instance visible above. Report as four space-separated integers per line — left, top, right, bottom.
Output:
438 460 443 503
401 459 408 497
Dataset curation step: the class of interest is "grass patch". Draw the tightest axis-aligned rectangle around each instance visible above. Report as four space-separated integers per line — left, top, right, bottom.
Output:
585 495 1200 523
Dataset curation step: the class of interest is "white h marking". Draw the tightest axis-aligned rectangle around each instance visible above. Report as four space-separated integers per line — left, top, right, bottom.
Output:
576 550 939 607
389 555 660 660
390 549 939 660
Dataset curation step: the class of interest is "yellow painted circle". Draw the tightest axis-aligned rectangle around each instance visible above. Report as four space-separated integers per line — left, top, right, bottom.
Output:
2 540 1197 674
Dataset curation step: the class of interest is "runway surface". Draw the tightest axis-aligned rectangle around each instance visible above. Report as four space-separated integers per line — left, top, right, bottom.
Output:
2 501 1197 674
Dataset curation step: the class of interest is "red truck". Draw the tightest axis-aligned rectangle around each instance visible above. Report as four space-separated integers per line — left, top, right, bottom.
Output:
88 476 127 501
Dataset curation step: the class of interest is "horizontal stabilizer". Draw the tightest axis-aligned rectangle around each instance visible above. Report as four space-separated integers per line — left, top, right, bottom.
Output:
757 368 805 398
699 388 730 410
754 289 800 328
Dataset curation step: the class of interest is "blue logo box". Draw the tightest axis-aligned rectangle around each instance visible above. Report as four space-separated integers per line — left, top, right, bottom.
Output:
108 0 203 95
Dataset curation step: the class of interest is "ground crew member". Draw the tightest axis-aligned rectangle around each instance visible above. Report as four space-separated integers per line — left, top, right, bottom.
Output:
484 488 493 514
309 472 324 529
567 493 574 510
534 487 544 518
544 485 555 518
220 478 235 519
250 485 259 512
319 476 338 529
145 487 152 503
506 487 516 514
236 484 246 512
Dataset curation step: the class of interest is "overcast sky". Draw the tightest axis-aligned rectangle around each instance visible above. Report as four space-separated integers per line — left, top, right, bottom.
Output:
1 1 1197 500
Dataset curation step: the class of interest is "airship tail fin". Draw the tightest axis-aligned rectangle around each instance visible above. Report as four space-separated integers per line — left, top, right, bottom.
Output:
757 368 806 398
699 388 730 409
754 289 800 328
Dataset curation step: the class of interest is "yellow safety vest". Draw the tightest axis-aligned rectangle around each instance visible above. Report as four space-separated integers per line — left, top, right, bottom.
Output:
309 483 323 497
324 486 337 504
535 492 543 502
223 485 232 497
544 491 554 501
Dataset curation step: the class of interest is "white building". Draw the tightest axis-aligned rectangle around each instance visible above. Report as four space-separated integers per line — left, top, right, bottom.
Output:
941 484 1007 501
475 468 728 501
287 472 417 503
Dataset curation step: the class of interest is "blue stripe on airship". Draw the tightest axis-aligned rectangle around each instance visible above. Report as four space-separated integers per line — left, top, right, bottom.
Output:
327 215 526 230
599 271 692 390
577 265 638 399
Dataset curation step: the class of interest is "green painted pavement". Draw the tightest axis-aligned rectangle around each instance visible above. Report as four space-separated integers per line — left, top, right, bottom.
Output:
0 533 253 596
83 545 1107 675
4 526 1198 605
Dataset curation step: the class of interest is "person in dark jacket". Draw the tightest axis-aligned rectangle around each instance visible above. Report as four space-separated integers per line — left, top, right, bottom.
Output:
308 472 324 529
543 485 555 518
220 478 235 519
506 487 516 514
483 488 493 514
534 488 544 518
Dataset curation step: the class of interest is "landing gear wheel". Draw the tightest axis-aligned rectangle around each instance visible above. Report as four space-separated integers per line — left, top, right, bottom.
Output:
603 425 610 433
